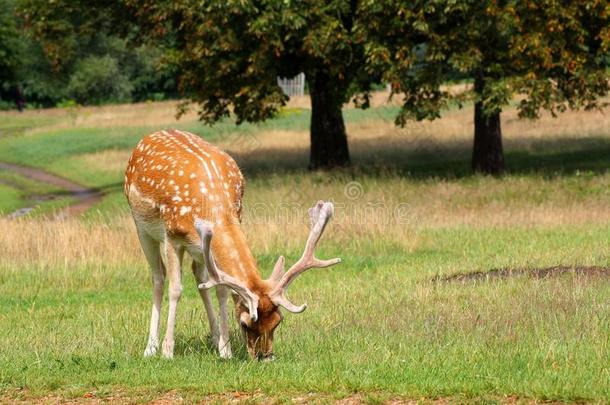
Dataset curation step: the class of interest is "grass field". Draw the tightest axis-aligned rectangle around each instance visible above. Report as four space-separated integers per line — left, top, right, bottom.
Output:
0 95 609 403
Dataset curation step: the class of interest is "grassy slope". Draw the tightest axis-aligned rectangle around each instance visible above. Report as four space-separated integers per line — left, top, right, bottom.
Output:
0 183 21 213
0 100 608 402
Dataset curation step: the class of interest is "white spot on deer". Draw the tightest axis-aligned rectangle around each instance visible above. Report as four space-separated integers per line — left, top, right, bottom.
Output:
189 173 196 179
179 206 191 216
178 170 184 176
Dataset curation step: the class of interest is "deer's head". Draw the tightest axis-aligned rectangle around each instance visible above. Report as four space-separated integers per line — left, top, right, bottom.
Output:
196 201 340 360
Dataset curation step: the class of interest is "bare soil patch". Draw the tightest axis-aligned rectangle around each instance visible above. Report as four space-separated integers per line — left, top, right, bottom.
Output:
0 390 570 404
436 265 610 283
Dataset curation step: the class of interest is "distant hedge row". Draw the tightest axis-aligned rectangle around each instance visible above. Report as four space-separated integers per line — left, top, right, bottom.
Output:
0 0 178 110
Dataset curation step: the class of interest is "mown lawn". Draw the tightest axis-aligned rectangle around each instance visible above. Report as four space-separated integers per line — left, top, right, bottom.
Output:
0 99 608 402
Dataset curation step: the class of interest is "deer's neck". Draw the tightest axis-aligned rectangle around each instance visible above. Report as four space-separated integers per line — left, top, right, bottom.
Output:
210 222 263 290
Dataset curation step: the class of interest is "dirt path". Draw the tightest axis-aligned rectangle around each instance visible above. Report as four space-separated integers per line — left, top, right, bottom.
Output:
0 161 104 218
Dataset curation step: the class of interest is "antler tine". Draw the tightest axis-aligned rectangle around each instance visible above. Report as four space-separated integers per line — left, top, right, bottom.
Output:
194 219 259 321
270 201 341 312
269 255 285 283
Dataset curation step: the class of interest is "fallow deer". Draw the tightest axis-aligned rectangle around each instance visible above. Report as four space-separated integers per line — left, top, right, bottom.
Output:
124 129 340 360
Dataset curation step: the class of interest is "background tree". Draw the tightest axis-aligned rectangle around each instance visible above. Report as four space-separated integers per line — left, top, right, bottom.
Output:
364 0 610 174
124 0 383 169
22 0 384 169
13 0 178 108
0 0 26 109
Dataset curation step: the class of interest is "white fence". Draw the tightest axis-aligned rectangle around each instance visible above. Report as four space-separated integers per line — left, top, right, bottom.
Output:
277 73 305 97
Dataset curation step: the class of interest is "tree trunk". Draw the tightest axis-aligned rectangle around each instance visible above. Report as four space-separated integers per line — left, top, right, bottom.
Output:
309 72 350 169
472 76 505 175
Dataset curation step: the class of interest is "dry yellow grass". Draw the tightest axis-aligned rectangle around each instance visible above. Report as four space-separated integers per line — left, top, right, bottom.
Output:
11 90 399 134
79 149 133 174
2 91 608 270
0 217 140 270
2 168 607 271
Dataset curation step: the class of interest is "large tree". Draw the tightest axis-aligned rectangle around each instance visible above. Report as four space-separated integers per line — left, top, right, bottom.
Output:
364 0 610 174
22 0 381 169
127 0 382 169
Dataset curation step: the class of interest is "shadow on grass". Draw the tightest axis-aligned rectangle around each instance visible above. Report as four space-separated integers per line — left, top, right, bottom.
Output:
233 135 610 180
30 181 124 201
174 331 250 360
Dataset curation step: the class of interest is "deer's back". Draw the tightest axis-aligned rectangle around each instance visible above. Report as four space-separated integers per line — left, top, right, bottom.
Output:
125 129 245 239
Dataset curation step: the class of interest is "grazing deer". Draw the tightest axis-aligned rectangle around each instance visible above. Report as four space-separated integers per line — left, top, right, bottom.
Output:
124 129 340 360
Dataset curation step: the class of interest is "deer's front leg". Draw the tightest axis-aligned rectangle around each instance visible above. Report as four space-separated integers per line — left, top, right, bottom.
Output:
216 286 233 359
161 239 184 359
192 261 220 346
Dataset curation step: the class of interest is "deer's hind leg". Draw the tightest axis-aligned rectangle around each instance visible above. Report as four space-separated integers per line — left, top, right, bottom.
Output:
137 230 165 357
161 238 184 359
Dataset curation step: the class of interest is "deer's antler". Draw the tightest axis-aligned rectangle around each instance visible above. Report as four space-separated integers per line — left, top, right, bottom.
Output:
269 201 341 313
195 219 259 321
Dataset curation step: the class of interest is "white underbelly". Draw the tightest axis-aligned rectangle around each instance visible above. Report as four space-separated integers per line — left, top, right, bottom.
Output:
134 215 166 242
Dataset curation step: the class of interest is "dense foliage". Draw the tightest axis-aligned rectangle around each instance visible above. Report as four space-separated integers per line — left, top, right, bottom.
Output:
5 0 610 172
124 0 381 168
0 0 178 108
363 0 610 173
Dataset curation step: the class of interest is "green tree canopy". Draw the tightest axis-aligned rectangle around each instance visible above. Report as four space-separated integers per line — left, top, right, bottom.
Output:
22 0 385 168
0 0 25 108
124 0 384 169
364 0 610 174
5 0 179 108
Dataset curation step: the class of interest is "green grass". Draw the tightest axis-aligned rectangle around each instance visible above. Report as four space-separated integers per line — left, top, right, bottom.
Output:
0 183 22 213
0 226 608 401
0 101 609 402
